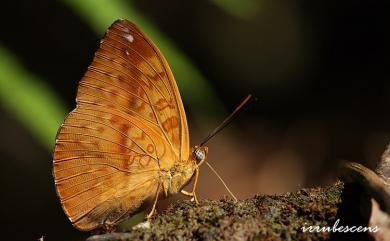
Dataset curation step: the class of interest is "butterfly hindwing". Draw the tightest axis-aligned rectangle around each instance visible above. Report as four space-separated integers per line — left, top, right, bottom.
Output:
53 19 189 230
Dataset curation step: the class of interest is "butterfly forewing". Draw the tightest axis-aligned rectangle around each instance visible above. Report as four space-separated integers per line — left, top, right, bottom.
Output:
53 19 189 230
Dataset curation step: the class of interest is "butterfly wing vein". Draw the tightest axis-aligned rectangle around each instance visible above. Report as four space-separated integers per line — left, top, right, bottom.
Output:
53 19 189 230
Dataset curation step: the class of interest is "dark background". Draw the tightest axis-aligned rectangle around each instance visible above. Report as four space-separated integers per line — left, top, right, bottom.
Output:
0 0 389 240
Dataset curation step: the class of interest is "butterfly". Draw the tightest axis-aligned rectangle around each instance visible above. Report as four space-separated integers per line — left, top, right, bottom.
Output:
52 19 211 231
53 19 250 231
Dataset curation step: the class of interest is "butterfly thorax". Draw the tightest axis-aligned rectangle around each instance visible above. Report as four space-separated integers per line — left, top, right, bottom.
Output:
164 145 208 195
163 158 197 195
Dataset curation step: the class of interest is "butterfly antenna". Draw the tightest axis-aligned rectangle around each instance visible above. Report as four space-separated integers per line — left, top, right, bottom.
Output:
205 161 238 202
200 94 257 147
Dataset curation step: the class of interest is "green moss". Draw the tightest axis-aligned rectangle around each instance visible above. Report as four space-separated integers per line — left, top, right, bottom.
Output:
88 182 346 241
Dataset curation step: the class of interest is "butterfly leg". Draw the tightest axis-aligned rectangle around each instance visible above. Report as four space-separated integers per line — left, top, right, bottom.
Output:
191 167 200 204
180 167 199 204
146 183 161 219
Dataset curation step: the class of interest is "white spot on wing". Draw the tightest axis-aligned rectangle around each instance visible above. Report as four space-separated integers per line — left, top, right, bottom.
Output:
124 34 134 42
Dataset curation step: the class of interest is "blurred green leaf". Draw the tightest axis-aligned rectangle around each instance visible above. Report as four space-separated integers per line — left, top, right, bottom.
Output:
64 0 223 118
210 0 261 19
0 45 66 149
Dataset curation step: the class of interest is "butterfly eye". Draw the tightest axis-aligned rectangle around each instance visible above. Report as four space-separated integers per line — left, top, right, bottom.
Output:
193 148 206 162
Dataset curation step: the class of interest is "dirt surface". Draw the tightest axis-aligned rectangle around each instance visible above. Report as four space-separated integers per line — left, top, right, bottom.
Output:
86 181 374 241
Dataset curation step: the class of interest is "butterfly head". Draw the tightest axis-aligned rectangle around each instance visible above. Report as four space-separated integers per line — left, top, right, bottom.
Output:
193 145 208 165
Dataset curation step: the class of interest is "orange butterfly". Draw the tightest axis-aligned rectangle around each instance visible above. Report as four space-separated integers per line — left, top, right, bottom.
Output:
53 19 249 231
53 19 208 231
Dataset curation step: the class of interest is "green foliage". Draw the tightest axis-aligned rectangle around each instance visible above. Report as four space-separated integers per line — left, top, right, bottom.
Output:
0 45 66 149
210 0 262 19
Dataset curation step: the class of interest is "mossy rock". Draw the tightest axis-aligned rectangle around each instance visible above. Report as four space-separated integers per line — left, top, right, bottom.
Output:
87 181 375 241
